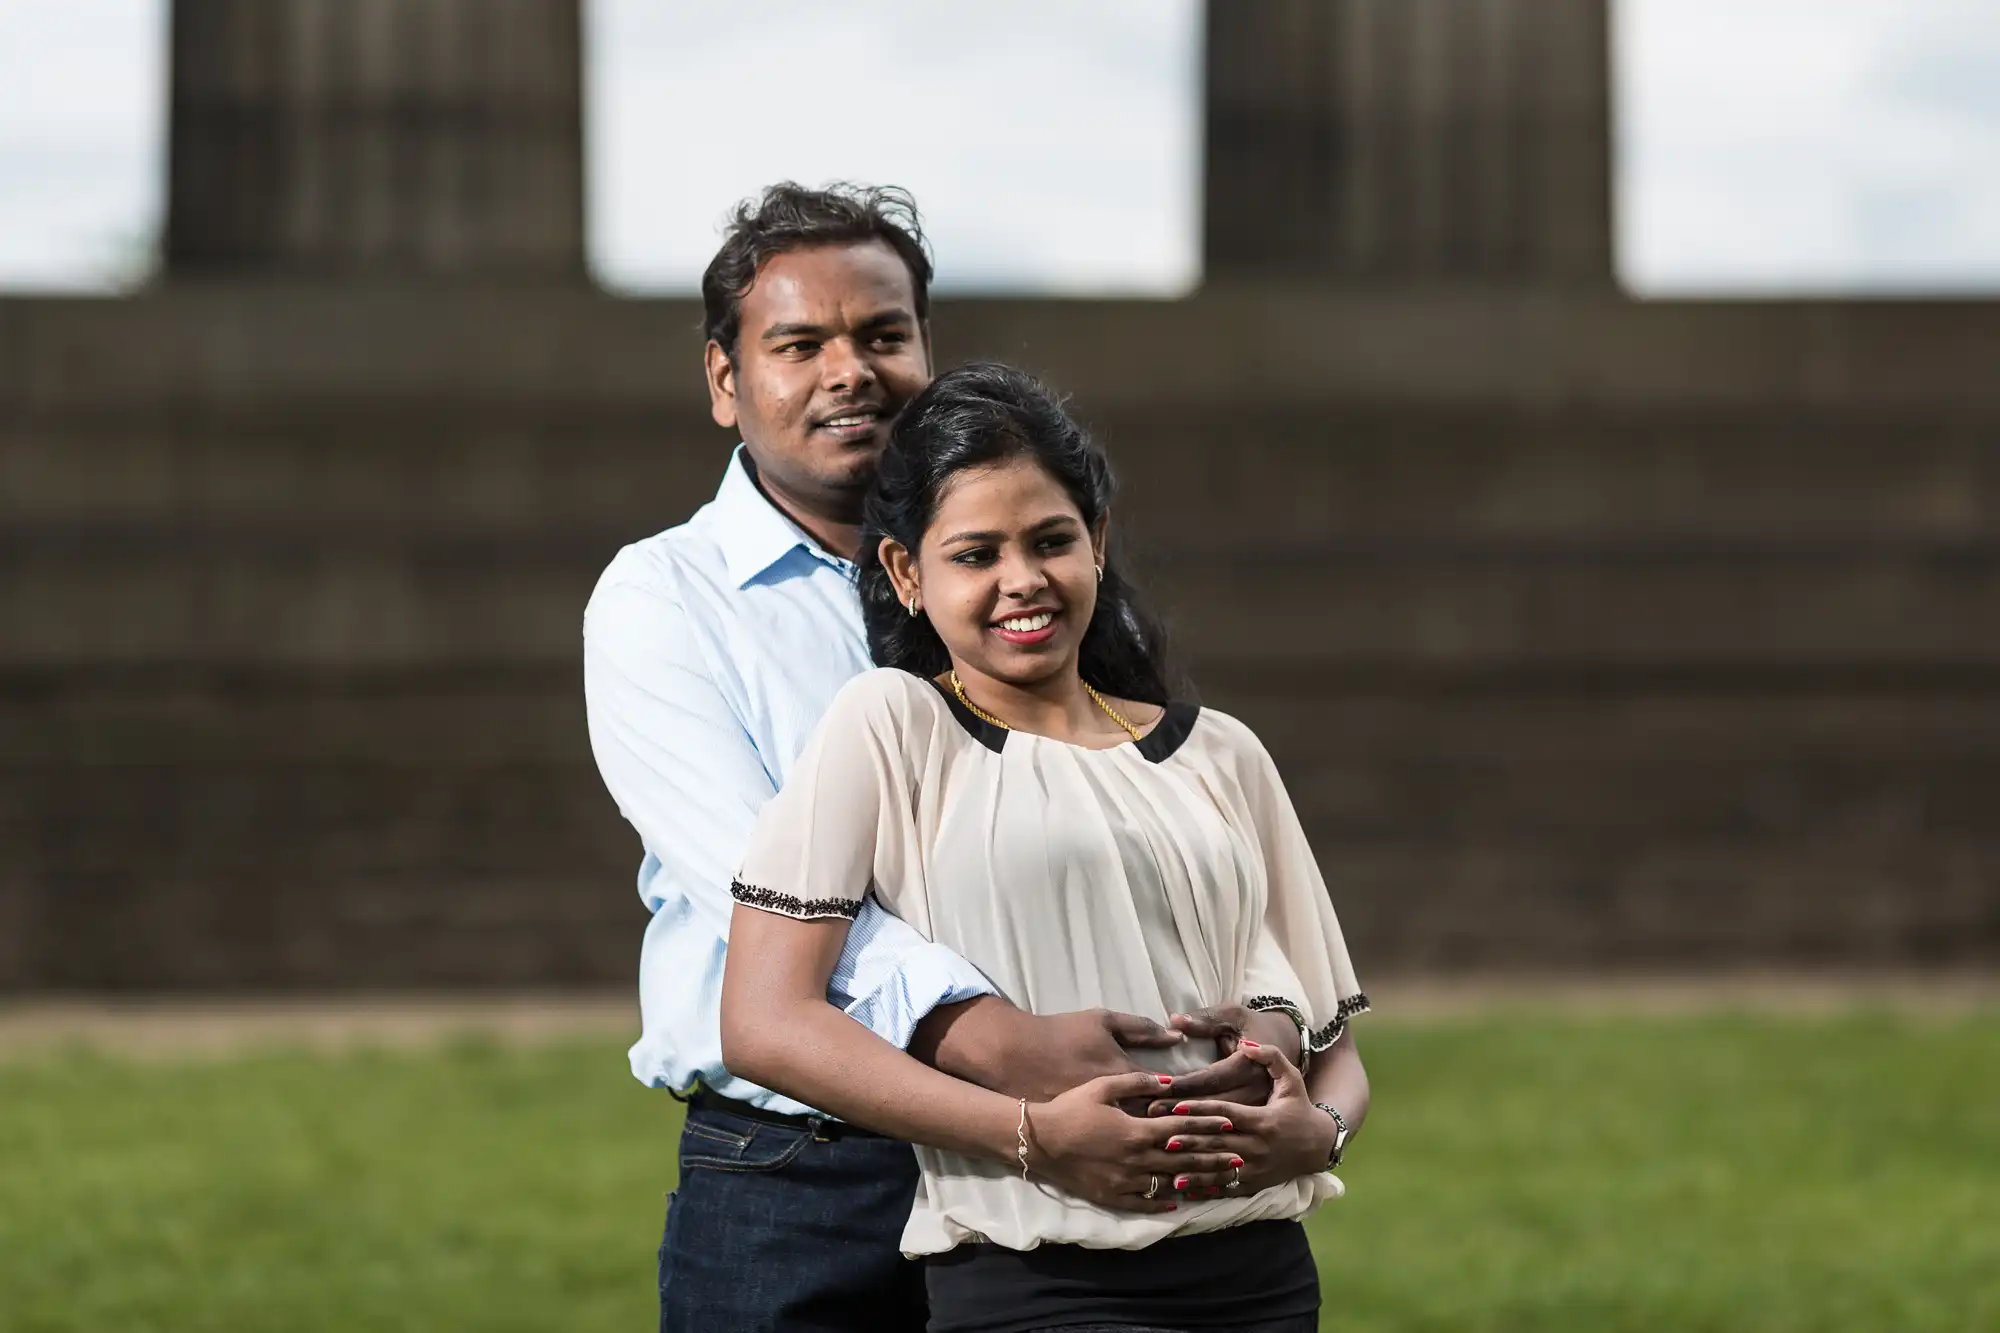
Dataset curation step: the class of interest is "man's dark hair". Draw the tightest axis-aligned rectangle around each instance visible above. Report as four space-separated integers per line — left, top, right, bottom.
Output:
702 182 934 357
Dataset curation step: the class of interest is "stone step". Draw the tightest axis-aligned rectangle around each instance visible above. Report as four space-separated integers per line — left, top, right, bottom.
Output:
11 673 1999 842
9 410 2000 542
11 681 1997 838
1110 410 2000 543
7 684 1992 860
11 291 2000 416
9 678 1994 846
1146 547 2000 668
5 869 641 990
9 531 2000 667
11 833 1990 988
5 672 1995 985
1310 839 1999 968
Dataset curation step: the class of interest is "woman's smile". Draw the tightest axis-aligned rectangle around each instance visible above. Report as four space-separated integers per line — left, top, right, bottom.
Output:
991 607 1060 646
886 454 1103 687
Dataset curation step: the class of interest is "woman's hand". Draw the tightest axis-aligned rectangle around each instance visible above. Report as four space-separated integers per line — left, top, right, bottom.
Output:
1163 1040 1336 1198
1026 1071 1245 1214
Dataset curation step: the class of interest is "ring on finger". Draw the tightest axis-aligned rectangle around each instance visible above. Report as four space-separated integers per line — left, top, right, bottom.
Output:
1144 1174 1160 1200
1226 1164 1242 1192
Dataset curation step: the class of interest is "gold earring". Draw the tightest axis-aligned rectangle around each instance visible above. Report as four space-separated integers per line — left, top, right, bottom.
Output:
1096 565 1105 583
907 594 920 617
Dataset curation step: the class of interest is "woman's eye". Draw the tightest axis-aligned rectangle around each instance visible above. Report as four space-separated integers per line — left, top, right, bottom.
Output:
952 548 994 566
1038 534 1076 553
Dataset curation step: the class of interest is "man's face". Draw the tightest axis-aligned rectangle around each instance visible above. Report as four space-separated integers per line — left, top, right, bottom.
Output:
706 241 932 519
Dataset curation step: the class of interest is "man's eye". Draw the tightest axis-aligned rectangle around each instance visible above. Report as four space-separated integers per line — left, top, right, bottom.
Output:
777 341 818 356
872 333 907 349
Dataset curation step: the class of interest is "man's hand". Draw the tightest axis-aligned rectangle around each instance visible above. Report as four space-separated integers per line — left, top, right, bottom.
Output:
1143 1003 1301 1116
1163 1040 1337 1198
912 996 1185 1103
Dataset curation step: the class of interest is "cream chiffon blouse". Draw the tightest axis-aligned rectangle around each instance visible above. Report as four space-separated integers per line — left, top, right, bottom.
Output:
732 667 1369 1256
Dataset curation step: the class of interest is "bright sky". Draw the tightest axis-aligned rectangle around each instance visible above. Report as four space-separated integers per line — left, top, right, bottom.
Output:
585 0 1203 295
1614 0 2000 294
0 0 167 292
1 0 1997 295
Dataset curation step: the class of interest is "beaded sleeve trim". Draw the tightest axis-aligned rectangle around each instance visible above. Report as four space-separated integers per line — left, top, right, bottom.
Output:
1245 994 1312 1072
729 879 863 921
1305 992 1372 1053
1245 994 1308 1029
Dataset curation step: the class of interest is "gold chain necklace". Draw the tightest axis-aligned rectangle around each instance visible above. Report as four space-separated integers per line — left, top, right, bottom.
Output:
949 670 1144 745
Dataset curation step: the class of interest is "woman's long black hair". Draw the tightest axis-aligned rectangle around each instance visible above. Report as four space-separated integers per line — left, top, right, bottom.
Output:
856 362 1179 705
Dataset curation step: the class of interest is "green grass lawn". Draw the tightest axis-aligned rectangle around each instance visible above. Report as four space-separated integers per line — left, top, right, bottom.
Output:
2 1014 1995 1332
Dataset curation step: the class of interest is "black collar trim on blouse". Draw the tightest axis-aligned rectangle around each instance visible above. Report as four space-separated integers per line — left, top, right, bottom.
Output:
931 677 1009 753
1137 701 1201 763
926 677 1200 763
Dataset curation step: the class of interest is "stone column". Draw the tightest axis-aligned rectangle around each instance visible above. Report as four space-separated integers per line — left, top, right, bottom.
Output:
1204 0 1613 284
166 0 584 279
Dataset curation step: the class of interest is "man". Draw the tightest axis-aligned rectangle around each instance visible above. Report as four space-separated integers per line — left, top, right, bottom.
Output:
584 182 1295 1332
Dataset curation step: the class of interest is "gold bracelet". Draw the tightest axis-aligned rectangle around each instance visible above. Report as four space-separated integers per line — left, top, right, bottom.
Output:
1016 1098 1032 1179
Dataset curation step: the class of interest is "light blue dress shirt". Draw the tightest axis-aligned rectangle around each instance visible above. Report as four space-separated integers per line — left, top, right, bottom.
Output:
583 446 997 1116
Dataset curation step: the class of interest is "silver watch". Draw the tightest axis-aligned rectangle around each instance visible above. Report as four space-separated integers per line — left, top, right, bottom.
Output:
1312 1102 1350 1168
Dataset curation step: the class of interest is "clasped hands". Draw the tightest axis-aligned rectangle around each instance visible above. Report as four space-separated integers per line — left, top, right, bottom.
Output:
925 1001 1338 1214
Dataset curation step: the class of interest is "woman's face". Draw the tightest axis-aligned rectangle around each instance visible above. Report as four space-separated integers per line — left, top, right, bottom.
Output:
885 456 1105 689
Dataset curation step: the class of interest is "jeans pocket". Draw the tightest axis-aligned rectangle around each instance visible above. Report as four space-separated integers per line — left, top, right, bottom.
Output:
680 1120 812 1174
680 1119 754 1152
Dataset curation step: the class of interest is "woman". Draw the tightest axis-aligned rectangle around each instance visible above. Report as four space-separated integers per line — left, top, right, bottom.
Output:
721 363 1370 1333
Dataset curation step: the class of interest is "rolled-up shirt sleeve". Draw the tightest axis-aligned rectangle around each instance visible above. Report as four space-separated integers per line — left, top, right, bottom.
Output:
835 901 995 1044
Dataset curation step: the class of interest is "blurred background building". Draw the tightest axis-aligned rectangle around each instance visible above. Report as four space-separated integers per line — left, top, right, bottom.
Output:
3 0 1997 989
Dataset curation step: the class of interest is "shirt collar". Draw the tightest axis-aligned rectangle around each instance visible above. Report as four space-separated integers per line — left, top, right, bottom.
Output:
713 445 855 588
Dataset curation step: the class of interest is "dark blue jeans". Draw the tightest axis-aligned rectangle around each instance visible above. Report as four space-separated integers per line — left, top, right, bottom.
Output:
658 1100 928 1333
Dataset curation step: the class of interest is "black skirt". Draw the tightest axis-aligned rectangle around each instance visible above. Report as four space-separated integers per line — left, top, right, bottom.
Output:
924 1219 1321 1333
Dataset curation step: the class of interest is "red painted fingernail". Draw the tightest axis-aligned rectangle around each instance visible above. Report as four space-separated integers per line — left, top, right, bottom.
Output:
1166 1204 1178 1211
1174 1175 1190 1189
1229 1156 1244 1167
1157 1075 1173 1085
1220 1120 1233 1131
1166 1139 1182 1150
1240 1039 1261 1049
1172 1103 1192 1115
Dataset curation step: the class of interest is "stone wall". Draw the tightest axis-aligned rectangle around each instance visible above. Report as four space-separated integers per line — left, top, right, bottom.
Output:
4 287 1997 986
